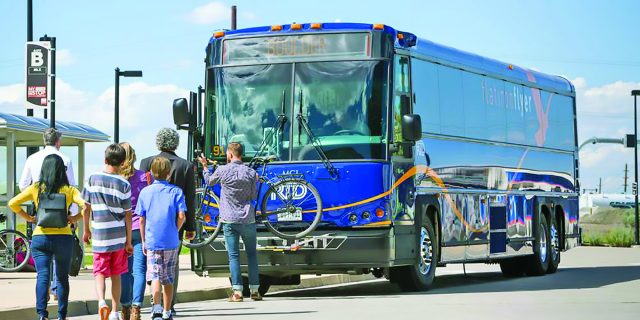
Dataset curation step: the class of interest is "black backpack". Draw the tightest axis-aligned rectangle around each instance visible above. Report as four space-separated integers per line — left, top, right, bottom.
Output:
36 193 67 228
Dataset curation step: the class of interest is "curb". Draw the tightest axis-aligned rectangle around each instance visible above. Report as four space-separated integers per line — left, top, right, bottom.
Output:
0 274 374 319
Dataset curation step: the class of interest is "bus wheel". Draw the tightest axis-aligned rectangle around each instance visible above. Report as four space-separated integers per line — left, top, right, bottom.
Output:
526 214 550 276
547 216 561 274
499 257 525 277
389 215 438 291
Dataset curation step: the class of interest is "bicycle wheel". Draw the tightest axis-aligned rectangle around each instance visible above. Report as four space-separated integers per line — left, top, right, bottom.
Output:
261 178 322 240
183 188 222 249
0 229 31 272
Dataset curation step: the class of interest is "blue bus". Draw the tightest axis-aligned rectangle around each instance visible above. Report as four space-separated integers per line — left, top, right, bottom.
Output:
173 22 579 293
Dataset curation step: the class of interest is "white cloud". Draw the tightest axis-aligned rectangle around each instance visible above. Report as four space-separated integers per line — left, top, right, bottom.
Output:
242 11 256 21
187 1 256 26
575 78 640 193
187 1 230 25
572 77 587 90
57 49 74 66
0 84 22 105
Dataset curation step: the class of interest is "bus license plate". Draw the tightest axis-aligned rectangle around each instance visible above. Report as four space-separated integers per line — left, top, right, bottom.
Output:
278 209 302 221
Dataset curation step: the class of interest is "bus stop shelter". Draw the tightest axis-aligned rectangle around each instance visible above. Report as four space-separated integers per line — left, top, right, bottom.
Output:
0 112 109 230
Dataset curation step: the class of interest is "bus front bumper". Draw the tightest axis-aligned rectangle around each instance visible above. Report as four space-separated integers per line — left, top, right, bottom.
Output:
189 228 403 278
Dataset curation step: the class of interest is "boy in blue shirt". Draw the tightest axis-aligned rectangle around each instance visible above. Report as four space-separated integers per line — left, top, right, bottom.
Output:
136 157 186 320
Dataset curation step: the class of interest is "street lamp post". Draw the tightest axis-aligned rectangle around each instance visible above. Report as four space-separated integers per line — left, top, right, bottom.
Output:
632 89 640 245
114 68 142 143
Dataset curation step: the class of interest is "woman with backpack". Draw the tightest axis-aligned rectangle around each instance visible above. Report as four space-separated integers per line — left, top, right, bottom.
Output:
8 154 89 320
119 142 153 320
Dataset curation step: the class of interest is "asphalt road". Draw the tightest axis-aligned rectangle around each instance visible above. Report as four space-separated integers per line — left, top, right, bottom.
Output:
70 247 640 320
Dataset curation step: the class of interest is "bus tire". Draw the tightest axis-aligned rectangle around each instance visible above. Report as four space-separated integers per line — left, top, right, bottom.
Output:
389 215 438 291
547 216 561 274
499 257 525 278
525 213 550 276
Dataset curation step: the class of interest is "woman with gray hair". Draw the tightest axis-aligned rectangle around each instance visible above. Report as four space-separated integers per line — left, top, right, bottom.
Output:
140 128 195 316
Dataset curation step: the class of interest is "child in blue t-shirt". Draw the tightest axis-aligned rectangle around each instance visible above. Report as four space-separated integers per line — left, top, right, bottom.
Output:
136 157 186 320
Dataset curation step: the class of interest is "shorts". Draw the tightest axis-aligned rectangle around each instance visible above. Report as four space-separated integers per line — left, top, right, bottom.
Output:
146 248 179 285
93 249 128 277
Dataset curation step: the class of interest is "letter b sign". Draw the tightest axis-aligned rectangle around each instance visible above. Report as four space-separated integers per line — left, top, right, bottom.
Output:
31 50 44 67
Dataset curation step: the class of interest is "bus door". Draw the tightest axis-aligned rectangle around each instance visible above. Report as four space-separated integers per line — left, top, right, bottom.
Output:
390 53 419 262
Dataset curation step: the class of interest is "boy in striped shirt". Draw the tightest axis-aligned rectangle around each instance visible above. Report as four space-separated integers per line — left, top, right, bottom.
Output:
83 144 133 320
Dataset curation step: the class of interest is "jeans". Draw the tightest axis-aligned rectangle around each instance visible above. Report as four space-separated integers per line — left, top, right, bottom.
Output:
50 262 58 296
31 234 73 319
120 229 146 307
223 223 259 291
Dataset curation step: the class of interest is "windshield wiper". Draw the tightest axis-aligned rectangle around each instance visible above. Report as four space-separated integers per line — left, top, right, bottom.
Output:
250 90 287 167
296 90 339 180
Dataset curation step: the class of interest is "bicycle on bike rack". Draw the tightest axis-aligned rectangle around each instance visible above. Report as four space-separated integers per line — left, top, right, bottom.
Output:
182 155 323 249
0 212 32 272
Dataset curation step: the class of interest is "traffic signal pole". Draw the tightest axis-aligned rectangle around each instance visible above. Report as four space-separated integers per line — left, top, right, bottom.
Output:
632 90 639 245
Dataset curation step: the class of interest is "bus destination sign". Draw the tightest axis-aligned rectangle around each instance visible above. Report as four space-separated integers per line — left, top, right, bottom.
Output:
223 32 370 64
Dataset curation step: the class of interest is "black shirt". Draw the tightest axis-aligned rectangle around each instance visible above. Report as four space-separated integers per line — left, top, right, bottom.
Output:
140 151 196 232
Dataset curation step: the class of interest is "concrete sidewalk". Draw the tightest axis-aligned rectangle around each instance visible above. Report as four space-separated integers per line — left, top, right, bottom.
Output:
0 255 373 319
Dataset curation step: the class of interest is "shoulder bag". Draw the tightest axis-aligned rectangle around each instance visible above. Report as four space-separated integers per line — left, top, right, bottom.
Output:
68 226 83 277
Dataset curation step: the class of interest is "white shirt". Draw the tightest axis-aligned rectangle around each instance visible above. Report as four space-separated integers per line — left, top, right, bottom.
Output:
19 146 76 190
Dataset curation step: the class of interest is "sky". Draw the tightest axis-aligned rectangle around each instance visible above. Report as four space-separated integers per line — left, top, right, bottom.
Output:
0 0 639 194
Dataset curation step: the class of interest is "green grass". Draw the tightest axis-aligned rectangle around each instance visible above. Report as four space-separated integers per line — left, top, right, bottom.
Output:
581 208 637 248
622 211 637 229
581 208 634 225
582 227 635 247
83 252 94 268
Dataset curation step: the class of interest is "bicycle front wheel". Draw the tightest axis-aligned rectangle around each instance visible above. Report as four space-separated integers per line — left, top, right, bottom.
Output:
261 179 322 240
183 188 222 249
0 229 31 272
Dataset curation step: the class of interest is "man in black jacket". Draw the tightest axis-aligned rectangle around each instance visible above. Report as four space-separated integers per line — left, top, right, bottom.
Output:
140 128 196 316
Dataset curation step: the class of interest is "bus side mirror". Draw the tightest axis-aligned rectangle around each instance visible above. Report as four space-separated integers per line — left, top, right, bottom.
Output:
402 114 422 141
173 98 190 126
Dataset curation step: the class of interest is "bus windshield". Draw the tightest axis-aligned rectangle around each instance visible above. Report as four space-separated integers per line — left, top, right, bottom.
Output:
212 60 387 161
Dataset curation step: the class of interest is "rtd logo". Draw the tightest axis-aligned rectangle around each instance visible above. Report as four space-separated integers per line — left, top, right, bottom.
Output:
270 182 308 201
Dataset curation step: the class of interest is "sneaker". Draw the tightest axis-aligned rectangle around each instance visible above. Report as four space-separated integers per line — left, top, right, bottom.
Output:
121 306 131 320
130 305 141 320
170 308 176 317
151 306 163 320
250 292 263 301
99 304 110 320
228 291 243 302
108 311 121 320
